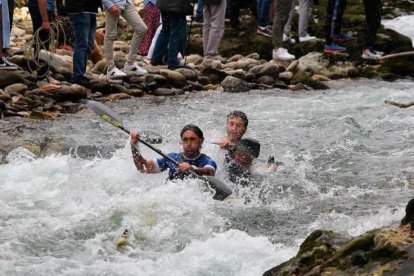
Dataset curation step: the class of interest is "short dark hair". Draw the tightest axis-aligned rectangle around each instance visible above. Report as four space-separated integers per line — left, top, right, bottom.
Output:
227 110 248 128
180 124 204 140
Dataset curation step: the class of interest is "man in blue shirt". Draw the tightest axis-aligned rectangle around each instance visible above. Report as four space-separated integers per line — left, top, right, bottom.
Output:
130 124 217 180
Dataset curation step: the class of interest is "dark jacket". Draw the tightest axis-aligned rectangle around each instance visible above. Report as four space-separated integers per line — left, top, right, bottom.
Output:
202 0 222 6
66 0 102 13
157 0 193 15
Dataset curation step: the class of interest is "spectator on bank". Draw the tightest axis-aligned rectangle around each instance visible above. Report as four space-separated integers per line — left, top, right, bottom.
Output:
102 0 148 80
272 0 295 60
66 0 101 86
361 0 383 60
202 0 226 59
323 0 351 54
138 0 160 57
28 0 60 89
284 0 316 43
0 0 15 69
256 0 272 37
151 0 192 69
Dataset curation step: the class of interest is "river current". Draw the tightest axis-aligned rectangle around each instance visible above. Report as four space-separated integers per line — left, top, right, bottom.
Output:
1 15 414 275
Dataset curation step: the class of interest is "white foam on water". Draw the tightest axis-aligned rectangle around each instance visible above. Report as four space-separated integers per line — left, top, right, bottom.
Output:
383 15 414 46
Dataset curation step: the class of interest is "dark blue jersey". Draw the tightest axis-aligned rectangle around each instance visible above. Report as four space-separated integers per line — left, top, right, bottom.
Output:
155 152 217 180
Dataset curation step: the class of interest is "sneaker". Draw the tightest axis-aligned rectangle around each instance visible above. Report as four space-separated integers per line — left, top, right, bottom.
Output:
72 76 91 87
37 79 60 91
299 34 317 42
332 33 353 42
168 61 192 70
0 57 17 70
272 48 295 60
324 43 346 53
256 26 272 37
107 66 127 79
361 48 382 60
123 62 148 76
283 34 296 44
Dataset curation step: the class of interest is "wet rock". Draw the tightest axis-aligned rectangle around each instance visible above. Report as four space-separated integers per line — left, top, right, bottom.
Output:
0 71 27 88
175 68 199 81
124 89 144 97
246 53 260 60
152 88 184 96
107 93 131 101
278 71 293 82
221 76 250 93
292 71 329 90
311 74 331 82
52 85 89 102
185 54 203 65
91 60 107 74
145 74 168 86
5 83 28 94
201 59 222 70
256 75 275 85
224 57 260 71
248 63 279 78
159 69 187 88
228 54 244 62
201 68 228 84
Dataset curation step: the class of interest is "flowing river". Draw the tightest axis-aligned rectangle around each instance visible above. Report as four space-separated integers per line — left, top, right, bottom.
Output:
1 78 414 275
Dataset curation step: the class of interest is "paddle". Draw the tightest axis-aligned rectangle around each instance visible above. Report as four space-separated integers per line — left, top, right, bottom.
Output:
87 100 162 144
87 100 232 201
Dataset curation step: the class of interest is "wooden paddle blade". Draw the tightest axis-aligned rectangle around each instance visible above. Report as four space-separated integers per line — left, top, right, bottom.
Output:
87 100 124 128
205 176 232 201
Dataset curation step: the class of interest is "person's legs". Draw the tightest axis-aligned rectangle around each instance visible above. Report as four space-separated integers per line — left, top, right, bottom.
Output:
363 0 381 49
166 12 186 68
196 0 203 19
298 0 311 37
70 13 91 81
151 11 169 64
230 0 240 26
122 2 147 63
204 0 226 57
332 0 346 37
7 0 13 32
138 3 160 56
202 4 212 55
28 5 50 79
272 0 292 48
324 0 334 44
86 13 96 64
283 0 295 37
104 9 119 69
257 0 272 27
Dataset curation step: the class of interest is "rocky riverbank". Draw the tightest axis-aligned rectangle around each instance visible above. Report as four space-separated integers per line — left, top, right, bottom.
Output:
263 198 414 275
0 0 413 120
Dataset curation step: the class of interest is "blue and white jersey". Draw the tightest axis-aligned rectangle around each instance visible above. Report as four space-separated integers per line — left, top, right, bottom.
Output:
154 152 217 180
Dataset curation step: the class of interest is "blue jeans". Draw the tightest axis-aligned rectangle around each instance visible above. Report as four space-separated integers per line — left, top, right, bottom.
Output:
257 0 272 27
69 13 96 81
196 0 203 18
152 11 187 68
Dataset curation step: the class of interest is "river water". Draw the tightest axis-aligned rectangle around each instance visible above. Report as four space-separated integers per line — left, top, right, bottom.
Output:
1 15 414 275
1 78 414 275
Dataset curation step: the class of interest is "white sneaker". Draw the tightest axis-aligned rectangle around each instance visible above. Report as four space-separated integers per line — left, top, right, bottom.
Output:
272 48 295 61
361 49 382 60
107 66 127 79
123 61 148 76
283 34 296 44
299 34 317 42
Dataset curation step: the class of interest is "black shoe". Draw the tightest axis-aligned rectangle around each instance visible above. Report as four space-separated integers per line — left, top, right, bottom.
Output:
72 76 90 87
168 62 192 70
